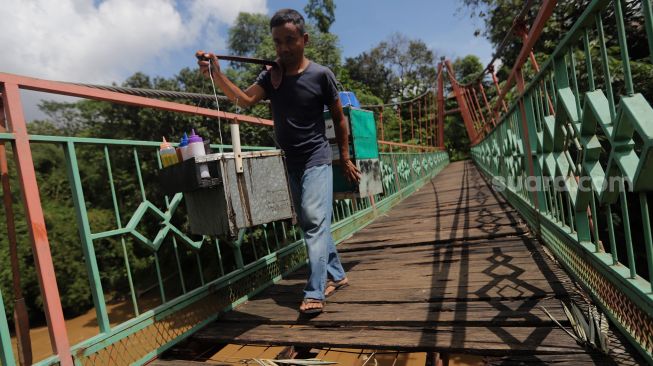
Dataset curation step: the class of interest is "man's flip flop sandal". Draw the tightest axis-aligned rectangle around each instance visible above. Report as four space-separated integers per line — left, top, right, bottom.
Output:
325 278 349 298
300 298 324 314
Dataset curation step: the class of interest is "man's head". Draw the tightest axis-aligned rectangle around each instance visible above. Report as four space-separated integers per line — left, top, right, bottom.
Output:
270 9 308 66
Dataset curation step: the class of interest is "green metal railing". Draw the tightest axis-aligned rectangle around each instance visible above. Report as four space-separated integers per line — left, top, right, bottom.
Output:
0 289 15 366
472 0 653 362
0 129 448 365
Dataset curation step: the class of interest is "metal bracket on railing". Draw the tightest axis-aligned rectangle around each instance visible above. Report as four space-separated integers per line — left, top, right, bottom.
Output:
230 119 244 174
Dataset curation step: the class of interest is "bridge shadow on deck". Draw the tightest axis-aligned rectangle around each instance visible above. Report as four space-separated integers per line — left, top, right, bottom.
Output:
156 161 643 365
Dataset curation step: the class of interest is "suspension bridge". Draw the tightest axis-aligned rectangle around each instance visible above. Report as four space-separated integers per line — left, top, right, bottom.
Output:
1 0 653 365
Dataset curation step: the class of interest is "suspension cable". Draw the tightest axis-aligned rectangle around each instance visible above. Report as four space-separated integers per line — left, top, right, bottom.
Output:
68 82 270 105
361 88 434 109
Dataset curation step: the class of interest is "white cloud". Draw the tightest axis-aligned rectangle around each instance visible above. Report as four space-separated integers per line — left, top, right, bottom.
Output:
187 0 268 54
188 0 267 28
0 0 267 84
0 0 267 120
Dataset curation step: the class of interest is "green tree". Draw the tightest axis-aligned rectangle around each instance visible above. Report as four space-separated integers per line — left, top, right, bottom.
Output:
459 0 648 72
0 120 131 323
445 55 484 160
344 48 397 102
343 33 437 103
228 12 270 58
304 0 337 33
453 54 484 84
377 33 438 98
458 0 653 106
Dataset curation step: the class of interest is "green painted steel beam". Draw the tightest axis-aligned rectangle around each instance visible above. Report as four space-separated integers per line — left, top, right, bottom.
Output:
0 132 272 151
0 289 16 366
643 0 653 64
103 145 141 323
63 142 111 333
614 0 634 96
90 227 132 240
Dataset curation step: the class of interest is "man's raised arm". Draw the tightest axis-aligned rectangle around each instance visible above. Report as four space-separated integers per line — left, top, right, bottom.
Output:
196 50 266 108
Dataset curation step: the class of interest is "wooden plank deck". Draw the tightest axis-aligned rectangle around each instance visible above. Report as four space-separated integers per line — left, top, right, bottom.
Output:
153 161 643 365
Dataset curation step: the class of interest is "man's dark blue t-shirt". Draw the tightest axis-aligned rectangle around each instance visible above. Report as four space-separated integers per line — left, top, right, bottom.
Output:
255 61 339 170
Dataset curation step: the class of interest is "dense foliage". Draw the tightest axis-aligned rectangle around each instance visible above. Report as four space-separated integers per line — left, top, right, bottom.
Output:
459 0 653 99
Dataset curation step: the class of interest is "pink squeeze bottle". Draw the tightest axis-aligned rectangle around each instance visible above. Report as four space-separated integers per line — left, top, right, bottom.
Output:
159 137 179 167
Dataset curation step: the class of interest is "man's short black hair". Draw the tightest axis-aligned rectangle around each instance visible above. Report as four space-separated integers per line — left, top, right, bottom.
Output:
270 8 306 35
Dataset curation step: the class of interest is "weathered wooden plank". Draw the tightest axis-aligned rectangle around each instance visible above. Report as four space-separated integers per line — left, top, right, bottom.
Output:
346 224 527 241
206 344 286 365
193 323 593 356
483 354 621 365
266 235 570 301
314 348 367 365
149 361 232 366
287 270 567 287
250 284 563 303
365 198 511 211
344 264 550 279
336 243 558 264
340 251 562 267
356 217 523 234
274 247 568 278
385 198 514 212
394 351 428 365
312 348 428 366
338 230 529 252
347 259 558 272
339 236 539 255
218 298 568 326
207 344 243 363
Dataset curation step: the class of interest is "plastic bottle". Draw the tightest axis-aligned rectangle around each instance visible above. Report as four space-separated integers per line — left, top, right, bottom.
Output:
179 132 190 161
159 137 179 167
175 146 183 162
188 129 211 178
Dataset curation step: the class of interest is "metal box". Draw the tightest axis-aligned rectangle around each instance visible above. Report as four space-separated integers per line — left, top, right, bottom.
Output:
160 150 294 237
325 107 383 198
332 158 383 199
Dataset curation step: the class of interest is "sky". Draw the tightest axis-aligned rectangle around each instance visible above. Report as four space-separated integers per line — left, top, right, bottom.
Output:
0 0 494 121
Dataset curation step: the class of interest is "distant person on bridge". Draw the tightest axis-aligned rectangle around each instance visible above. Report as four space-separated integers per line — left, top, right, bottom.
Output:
197 8 360 314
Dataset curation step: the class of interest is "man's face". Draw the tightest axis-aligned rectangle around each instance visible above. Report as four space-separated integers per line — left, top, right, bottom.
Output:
271 22 308 66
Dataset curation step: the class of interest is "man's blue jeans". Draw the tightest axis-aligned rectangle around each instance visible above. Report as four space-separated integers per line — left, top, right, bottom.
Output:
288 164 346 301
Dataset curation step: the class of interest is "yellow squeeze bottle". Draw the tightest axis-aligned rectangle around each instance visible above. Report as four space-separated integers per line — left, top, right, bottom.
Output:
159 137 179 167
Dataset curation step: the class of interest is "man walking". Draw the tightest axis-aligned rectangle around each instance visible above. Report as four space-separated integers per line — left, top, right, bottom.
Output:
197 8 360 314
